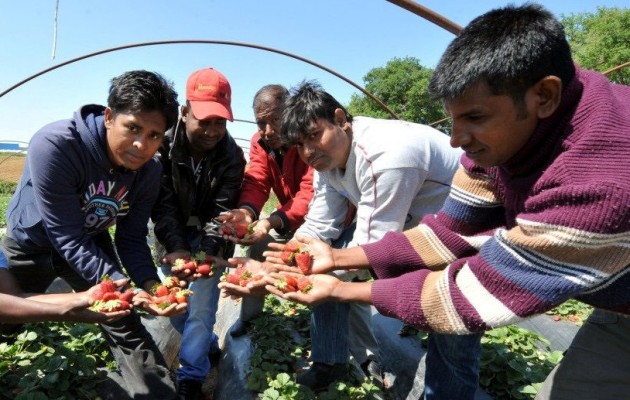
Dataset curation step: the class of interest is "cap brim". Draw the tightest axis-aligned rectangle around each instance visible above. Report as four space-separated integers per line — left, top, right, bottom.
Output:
189 101 233 122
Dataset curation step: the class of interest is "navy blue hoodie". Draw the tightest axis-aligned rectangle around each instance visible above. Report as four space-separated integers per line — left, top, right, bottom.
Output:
6 105 161 286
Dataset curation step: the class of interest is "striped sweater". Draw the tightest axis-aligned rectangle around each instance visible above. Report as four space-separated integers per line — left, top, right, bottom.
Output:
364 68 630 334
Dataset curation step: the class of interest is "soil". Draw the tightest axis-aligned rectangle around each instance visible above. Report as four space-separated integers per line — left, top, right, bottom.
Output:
0 154 25 183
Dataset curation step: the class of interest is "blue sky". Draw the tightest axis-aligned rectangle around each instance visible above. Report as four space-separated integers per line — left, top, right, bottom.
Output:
0 0 627 150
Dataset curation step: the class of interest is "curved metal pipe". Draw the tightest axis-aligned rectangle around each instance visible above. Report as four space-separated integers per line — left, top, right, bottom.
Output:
0 40 400 120
386 0 462 36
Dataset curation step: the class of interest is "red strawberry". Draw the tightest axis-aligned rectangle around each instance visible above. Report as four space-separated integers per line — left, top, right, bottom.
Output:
174 289 193 304
90 276 117 300
275 275 297 293
285 241 301 253
182 259 197 274
225 273 241 285
102 292 120 302
297 277 313 293
113 300 130 311
294 251 313 274
280 249 296 265
153 284 169 297
233 223 249 239
99 276 117 293
196 263 212 276
119 289 135 303
284 275 298 289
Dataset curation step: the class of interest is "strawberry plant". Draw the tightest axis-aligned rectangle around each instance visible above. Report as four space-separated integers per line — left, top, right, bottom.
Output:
479 325 564 399
245 295 382 399
545 299 593 325
0 322 114 399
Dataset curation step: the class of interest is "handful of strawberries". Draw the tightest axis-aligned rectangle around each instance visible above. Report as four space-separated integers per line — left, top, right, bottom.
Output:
218 221 254 239
173 251 216 277
90 276 134 313
274 273 313 294
222 265 263 287
280 241 313 274
151 276 193 308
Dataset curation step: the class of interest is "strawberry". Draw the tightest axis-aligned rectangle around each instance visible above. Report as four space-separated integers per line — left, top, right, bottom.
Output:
274 275 297 293
284 275 298 290
174 289 193 304
194 252 214 276
163 276 180 289
182 259 197 274
102 291 120 302
294 251 313 274
152 283 169 297
280 249 296 265
219 222 253 239
117 300 130 311
225 273 241 285
280 241 302 266
99 276 117 293
119 289 135 303
297 277 313 293
90 275 117 301
285 241 301 253
94 299 130 312
196 263 212 276
233 223 249 239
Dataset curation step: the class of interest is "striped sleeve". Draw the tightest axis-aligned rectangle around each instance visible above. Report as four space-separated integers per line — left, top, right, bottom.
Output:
367 168 630 334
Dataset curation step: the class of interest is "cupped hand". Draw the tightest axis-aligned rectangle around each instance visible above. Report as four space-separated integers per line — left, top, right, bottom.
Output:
132 290 188 317
264 272 341 307
161 250 192 266
264 235 335 274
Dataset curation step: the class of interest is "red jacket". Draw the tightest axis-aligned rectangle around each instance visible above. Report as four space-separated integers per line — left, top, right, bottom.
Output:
238 133 314 233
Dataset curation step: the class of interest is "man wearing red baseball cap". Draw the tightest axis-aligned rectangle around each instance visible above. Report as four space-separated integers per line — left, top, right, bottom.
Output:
152 67 246 399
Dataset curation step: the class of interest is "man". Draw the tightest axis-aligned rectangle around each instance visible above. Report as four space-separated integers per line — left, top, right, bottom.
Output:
276 81 481 397
1 70 180 399
151 67 246 400
218 84 314 338
267 5 630 400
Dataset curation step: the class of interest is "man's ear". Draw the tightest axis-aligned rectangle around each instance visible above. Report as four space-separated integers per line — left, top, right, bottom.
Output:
104 107 114 129
180 104 189 122
334 108 348 128
534 76 562 119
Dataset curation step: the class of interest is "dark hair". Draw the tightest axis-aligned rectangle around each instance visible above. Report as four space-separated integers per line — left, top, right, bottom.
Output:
107 70 179 130
281 81 352 145
252 84 289 111
429 4 575 112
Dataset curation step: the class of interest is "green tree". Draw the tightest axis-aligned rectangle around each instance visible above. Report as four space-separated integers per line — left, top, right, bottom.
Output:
562 7 630 84
347 57 447 126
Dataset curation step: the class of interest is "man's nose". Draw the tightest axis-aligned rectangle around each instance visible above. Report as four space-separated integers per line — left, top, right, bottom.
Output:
449 124 471 148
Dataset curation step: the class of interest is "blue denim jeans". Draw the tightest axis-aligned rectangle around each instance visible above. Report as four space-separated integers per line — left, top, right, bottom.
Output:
423 332 482 400
157 232 224 383
309 223 482 399
309 223 380 366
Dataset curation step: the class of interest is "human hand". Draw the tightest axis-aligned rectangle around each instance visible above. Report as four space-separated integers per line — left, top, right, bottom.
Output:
234 219 270 246
214 209 253 225
161 250 192 266
133 290 188 317
264 272 340 307
264 235 335 274
218 257 288 299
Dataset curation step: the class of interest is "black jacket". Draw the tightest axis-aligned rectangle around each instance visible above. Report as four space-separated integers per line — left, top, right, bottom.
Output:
152 119 246 257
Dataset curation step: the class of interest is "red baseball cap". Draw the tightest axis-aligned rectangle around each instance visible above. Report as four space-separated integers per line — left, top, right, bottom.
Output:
186 68 233 121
